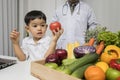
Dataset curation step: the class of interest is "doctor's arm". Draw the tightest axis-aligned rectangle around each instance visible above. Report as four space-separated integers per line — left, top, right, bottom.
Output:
87 8 98 30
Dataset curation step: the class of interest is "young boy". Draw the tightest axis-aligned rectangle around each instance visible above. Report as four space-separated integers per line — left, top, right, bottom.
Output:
10 10 63 61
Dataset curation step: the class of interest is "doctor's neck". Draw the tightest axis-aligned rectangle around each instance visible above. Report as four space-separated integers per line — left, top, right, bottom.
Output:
68 0 80 5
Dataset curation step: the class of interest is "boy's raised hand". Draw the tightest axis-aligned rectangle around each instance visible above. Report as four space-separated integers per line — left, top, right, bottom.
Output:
52 28 64 42
10 29 20 44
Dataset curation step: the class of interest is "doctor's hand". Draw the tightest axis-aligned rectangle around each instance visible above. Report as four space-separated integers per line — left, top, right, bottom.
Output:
52 28 64 43
10 29 20 44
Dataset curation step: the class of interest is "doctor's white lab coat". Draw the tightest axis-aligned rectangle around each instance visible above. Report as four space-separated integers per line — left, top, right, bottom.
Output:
52 1 98 49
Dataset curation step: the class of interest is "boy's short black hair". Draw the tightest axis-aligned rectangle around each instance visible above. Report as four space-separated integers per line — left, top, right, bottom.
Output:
24 10 47 25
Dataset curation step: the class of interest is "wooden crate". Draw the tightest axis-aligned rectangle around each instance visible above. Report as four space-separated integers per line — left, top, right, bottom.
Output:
31 60 81 80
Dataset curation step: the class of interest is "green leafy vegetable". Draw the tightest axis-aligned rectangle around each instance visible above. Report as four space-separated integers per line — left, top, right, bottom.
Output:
115 31 120 47
97 31 118 47
85 25 107 44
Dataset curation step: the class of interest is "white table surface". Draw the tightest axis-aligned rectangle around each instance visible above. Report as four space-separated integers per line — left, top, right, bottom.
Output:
0 55 39 80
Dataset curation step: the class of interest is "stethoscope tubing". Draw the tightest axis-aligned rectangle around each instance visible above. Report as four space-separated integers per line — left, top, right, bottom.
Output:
62 1 80 16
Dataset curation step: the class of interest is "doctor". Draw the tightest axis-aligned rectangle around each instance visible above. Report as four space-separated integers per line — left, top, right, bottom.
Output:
52 0 98 49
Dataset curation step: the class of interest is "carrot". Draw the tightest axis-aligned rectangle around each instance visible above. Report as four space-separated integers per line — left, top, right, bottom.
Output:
88 37 95 46
96 41 105 55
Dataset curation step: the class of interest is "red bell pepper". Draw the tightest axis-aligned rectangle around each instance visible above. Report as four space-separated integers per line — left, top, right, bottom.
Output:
109 58 120 71
117 76 120 80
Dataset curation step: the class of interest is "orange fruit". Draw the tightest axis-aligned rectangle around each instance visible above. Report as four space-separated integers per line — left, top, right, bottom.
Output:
84 65 105 80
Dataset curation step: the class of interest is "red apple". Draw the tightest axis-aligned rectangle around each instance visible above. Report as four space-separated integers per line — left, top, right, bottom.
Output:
55 49 68 61
50 21 61 32
45 53 60 65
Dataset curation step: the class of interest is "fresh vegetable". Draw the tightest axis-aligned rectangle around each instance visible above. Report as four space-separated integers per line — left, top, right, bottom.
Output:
116 31 120 47
56 53 99 75
100 45 119 63
106 68 120 80
95 61 109 72
71 64 92 79
73 45 96 58
62 58 77 66
97 31 118 47
104 45 120 58
73 38 96 58
66 41 80 59
45 49 68 65
49 21 61 31
45 53 61 65
109 58 120 71
44 63 58 69
55 49 68 61
74 41 80 47
67 53 99 74
85 25 107 44
56 66 71 75
117 76 120 80
83 37 95 46
88 37 95 46
100 52 118 64
69 41 104 73
84 65 106 80
96 41 105 55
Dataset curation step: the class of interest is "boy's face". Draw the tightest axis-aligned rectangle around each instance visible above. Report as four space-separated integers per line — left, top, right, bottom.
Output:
26 18 47 41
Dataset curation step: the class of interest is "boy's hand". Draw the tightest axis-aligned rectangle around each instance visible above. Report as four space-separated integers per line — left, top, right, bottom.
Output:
10 29 20 44
52 28 64 42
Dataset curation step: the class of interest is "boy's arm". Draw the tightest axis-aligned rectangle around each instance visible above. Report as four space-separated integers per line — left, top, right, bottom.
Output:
13 44 26 61
44 28 64 58
44 41 57 58
10 29 26 61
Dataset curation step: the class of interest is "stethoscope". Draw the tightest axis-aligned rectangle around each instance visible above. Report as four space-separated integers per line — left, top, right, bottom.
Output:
62 1 80 16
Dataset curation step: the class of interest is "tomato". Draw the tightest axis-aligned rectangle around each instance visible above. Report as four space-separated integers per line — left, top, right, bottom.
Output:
50 21 61 31
106 68 120 80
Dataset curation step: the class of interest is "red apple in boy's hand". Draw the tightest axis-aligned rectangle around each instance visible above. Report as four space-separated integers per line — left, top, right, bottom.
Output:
50 21 61 32
55 49 68 60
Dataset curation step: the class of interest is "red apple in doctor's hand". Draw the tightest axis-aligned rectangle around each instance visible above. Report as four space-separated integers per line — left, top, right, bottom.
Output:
45 53 60 65
55 49 68 61
50 21 61 32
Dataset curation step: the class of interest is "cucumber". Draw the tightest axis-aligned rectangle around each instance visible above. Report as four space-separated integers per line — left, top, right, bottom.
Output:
67 53 99 73
62 58 77 66
71 64 93 79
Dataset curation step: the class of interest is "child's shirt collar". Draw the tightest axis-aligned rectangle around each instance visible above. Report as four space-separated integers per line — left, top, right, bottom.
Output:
25 35 51 45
